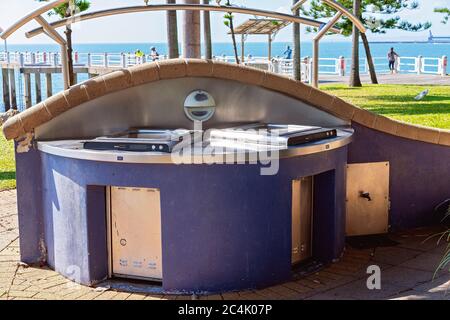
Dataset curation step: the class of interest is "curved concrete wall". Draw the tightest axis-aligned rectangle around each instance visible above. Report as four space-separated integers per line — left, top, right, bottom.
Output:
349 123 450 230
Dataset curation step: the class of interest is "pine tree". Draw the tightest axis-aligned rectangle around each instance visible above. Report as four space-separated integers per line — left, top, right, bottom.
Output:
302 0 431 86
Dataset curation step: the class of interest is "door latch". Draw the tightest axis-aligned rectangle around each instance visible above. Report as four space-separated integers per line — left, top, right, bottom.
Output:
359 191 372 201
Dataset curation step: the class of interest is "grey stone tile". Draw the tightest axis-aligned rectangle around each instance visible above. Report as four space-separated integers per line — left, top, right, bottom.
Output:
390 289 450 300
379 266 434 288
399 253 444 272
370 246 422 265
306 278 406 300
411 273 450 295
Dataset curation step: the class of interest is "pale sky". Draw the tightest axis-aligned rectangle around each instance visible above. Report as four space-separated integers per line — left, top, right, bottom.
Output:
0 0 449 44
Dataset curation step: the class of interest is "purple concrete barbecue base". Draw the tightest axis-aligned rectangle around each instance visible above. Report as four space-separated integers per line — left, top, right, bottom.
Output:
349 123 450 230
15 147 347 293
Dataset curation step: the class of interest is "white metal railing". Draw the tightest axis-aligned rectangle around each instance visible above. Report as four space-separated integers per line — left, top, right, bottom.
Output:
1 51 448 79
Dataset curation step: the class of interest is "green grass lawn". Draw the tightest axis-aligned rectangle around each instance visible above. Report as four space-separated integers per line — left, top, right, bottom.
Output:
0 84 449 191
0 130 16 191
321 84 450 129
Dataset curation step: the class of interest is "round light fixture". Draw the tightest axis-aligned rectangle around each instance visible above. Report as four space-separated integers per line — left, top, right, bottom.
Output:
184 90 216 122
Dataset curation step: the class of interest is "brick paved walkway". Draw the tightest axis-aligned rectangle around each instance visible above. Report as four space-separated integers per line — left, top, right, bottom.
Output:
0 190 449 300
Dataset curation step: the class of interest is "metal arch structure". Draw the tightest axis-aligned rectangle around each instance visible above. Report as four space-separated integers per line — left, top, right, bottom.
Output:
24 4 342 39
291 0 367 87
291 0 365 33
0 0 71 89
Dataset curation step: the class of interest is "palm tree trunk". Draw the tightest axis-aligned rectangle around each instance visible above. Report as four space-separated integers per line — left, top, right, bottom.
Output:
203 0 212 59
65 25 75 86
183 0 201 58
349 0 362 87
361 33 378 84
292 0 301 81
229 16 240 64
167 0 180 59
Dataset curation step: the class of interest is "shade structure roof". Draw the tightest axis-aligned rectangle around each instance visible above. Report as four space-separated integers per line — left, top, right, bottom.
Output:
231 19 291 35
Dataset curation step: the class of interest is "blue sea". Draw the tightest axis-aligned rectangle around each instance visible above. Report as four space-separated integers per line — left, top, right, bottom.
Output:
1 41 450 111
3 41 450 60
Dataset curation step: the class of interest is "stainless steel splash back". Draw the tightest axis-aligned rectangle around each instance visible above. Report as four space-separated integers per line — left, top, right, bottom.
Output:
35 77 348 141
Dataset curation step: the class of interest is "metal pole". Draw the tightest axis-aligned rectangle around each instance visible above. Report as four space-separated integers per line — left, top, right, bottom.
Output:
241 34 245 64
312 12 342 88
268 34 272 61
4 40 8 62
60 44 70 89
312 39 319 88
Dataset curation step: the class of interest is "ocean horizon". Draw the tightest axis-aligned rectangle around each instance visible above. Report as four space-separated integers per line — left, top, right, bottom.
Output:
2 41 449 59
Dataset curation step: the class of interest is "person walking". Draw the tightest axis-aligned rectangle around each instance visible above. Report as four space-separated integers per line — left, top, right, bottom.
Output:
283 45 293 60
150 46 160 61
388 47 399 74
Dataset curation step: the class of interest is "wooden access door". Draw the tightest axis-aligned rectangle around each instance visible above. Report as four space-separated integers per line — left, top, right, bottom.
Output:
346 162 390 236
109 187 163 281
292 177 314 265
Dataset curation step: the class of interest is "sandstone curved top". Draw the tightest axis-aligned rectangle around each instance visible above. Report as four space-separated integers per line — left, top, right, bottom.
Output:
2 59 449 146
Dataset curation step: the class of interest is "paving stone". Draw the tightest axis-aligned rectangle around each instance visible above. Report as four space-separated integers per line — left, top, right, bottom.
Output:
306 278 406 300
94 291 119 300
34 292 63 300
399 253 444 272
9 284 32 291
126 293 147 300
204 294 222 300
411 273 450 295
77 291 103 300
236 292 267 300
221 292 241 300
371 246 422 265
390 289 450 300
111 292 141 300
317 270 348 281
379 266 434 288
7 290 39 298
144 294 164 300
297 278 327 289
253 288 286 300
62 288 93 300
393 234 446 252
282 281 313 293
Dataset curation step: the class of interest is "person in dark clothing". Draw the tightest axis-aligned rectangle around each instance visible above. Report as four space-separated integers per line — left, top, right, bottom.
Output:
283 45 292 60
388 47 399 74
150 46 160 61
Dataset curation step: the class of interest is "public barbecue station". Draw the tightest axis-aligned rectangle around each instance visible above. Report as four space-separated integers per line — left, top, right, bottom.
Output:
0 1 449 295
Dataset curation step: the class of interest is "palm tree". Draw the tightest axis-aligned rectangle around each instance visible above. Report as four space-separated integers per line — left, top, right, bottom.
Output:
183 0 201 58
38 0 91 86
166 0 180 58
292 0 301 81
203 0 213 59
349 0 362 87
